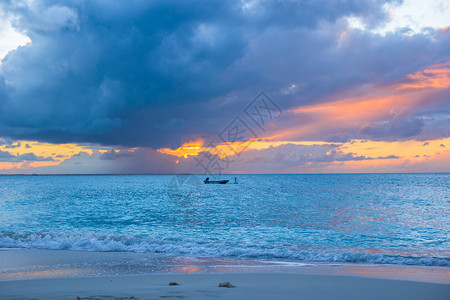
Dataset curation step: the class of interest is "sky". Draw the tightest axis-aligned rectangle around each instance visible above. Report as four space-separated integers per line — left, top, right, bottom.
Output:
0 0 449 174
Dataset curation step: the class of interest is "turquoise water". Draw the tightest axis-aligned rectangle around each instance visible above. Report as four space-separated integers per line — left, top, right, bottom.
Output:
0 174 449 267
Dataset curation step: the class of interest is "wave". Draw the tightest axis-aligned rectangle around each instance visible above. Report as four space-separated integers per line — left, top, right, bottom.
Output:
1 231 449 267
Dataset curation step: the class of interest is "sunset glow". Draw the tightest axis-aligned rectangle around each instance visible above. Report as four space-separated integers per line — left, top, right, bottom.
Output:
0 0 448 174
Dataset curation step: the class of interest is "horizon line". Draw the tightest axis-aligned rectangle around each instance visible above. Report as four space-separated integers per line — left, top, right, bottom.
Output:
0 172 449 176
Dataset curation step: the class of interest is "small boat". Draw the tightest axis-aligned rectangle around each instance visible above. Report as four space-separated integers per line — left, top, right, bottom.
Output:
204 177 229 184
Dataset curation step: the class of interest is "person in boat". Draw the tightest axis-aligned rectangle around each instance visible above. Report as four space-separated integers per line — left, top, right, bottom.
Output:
204 177 210 183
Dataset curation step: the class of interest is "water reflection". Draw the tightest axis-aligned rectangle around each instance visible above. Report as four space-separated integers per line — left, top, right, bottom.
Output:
1 250 449 284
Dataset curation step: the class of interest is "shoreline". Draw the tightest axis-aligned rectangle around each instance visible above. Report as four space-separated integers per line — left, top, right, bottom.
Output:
1 248 449 299
1 248 449 284
1 272 449 300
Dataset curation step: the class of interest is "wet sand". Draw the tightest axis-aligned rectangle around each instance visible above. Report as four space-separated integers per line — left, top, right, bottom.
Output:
1 272 450 300
1 249 449 299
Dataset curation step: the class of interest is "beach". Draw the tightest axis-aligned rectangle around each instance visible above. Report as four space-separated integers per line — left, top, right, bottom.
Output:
2 272 450 300
1 249 450 299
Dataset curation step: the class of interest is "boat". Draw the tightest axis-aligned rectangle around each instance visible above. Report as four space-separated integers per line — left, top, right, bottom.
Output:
204 177 229 184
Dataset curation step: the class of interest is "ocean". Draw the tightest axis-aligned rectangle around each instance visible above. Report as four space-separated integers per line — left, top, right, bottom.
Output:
0 174 449 279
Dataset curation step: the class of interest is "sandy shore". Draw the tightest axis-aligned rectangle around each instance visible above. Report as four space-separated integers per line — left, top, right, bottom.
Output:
1 250 449 299
1 273 450 300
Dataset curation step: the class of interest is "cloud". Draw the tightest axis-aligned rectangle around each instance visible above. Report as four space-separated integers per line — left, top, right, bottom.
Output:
325 132 353 143
14 2 79 32
100 149 135 160
360 115 424 140
0 137 14 146
0 149 54 162
29 148 177 174
18 142 398 174
3 141 21 148
8 137 449 174
1 0 449 150
175 143 401 173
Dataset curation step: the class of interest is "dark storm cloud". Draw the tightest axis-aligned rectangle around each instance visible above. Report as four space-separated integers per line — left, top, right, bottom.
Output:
0 0 448 148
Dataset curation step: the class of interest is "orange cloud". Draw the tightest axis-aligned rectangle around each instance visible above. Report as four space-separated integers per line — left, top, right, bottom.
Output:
284 94 408 142
0 162 18 170
322 147 450 173
157 138 337 161
282 61 449 142
340 138 449 159
291 94 401 120
0 140 116 173
158 138 260 159
0 141 95 162
259 138 450 173
0 161 60 172
398 61 450 90
158 140 204 158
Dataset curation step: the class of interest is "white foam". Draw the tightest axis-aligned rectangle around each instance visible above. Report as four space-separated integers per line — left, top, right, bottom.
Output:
1 231 448 267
